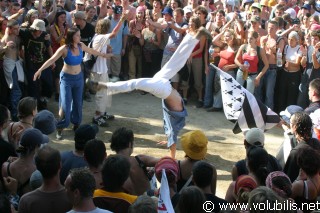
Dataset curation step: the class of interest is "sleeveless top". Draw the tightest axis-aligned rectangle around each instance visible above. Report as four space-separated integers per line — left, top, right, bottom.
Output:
294 180 317 213
242 53 259 73
64 45 83 66
218 50 235 70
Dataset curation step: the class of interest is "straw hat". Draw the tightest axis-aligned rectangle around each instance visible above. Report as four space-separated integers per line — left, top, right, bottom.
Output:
181 130 208 160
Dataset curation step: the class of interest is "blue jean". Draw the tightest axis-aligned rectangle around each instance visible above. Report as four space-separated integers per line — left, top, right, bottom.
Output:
236 69 257 94
204 66 235 108
10 67 22 119
57 71 84 129
255 65 277 110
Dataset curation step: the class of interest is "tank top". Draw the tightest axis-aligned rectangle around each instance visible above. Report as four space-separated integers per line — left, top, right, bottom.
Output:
218 50 235 70
242 53 258 73
64 45 83 66
192 42 202 58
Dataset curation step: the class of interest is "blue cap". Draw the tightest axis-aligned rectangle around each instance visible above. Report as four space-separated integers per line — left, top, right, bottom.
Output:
162 7 173 17
20 128 49 148
280 105 304 125
34 110 57 135
302 4 311 10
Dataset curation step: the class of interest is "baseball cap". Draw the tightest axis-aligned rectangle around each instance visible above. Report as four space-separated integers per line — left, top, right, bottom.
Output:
242 0 254 5
34 110 57 135
162 6 173 17
113 5 123 14
244 128 264 147
19 128 49 149
75 0 85 4
183 7 192 14
285 8 297 19
155 157 179 182
280 105 304 125
302 4 311 10
250 3 261 12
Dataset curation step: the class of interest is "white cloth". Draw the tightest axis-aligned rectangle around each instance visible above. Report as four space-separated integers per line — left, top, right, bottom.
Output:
105 33 199 99
91 34 111 74
153 33 199 80
91 72 112 111
158 169 174 213
3 56 24 89
106 78 172 99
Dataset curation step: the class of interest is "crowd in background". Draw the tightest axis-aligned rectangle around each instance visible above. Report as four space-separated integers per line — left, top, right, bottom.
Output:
1 0 320 212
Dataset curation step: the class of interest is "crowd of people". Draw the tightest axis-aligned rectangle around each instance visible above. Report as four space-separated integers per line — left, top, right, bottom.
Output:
1 0 320 212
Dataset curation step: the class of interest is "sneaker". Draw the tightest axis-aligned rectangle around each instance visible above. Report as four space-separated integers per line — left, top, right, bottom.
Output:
84 91 92 102
103 112 115 120
92 116 109 127
86 79 103 93
110 76 120 82
56 129 63 140
196 100 204 108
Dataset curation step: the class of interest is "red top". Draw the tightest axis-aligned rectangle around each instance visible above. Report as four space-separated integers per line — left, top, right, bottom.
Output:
192 41 202 58
242 53 259 73
218 50 235 70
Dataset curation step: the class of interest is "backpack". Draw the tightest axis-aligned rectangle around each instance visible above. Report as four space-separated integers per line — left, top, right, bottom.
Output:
83 37 97 70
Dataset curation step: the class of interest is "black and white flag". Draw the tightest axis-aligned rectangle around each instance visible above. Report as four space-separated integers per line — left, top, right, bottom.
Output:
213 65 280 133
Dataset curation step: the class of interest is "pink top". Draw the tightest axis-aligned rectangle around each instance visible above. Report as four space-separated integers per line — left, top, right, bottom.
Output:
218 50 235 70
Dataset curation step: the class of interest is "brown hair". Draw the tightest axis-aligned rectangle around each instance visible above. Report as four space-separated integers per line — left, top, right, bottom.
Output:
95 19 111 34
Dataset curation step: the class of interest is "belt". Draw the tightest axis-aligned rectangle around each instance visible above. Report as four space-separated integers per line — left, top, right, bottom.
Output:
248 72 258 76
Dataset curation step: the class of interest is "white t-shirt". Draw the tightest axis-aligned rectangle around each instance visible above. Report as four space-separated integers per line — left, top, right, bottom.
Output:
67 207 113 213
285 45 302 63
91 33 111 74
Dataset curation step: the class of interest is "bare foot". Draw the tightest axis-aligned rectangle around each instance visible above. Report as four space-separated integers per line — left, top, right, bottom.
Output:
157 141 168 146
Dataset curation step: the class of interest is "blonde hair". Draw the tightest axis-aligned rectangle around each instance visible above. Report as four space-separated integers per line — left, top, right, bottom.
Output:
95 19 111 34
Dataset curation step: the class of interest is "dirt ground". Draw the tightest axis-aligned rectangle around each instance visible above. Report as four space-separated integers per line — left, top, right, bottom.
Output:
47 91 284 198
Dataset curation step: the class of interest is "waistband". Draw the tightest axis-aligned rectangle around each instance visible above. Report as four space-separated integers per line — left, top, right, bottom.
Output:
269 64 277 69
248 72 258 76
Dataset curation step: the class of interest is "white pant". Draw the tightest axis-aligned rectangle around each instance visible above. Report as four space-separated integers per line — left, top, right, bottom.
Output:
91 72 112 112
105 78 172 99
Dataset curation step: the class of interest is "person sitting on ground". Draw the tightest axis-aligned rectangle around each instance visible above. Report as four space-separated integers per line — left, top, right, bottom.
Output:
0 105 17 166
64 168 112 213
110 127 158 195
7 97 38 149
276 105 304 168
234 175 258 206
176 130 217 194
128 195 157 213
154 156 180 208
248 186 291 213
231 128 281 181
284 112 320 182
291 144 320 212
60 124 98 184
87 28 209 158
2 128 48 197
266 171 292 199
33 109 57 135
226 146 271 202
192 161 227 212
175 186 206 213
93 155 138 213
84 139 107 189
18 146 72 213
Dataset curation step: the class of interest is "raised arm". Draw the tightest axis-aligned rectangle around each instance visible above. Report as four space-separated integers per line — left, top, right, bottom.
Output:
110 13 128 39
33 45 66 80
